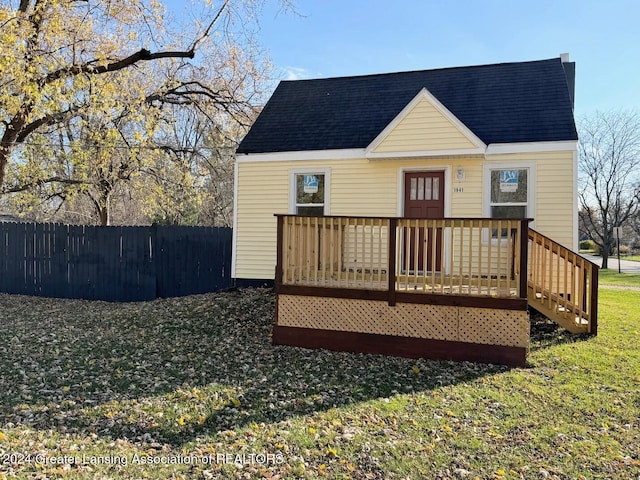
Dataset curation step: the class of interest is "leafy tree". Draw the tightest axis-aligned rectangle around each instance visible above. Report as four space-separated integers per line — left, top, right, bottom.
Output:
0 0 277 223
578 110 640 268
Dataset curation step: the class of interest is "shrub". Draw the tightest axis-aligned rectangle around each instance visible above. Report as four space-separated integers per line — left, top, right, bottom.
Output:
618 244 631 255
580 239 597 252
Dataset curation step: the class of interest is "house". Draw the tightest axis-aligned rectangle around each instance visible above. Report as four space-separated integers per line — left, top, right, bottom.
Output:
232 55 598 366
0 212 21 222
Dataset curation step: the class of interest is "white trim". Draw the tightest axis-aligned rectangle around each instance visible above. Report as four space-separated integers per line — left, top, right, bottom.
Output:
235 140 579 163
366 87 487 155
289 168 331 215
398 166 452 275
486 140 578 155
231 160 239 278
573 148 579 250
236 149 364 163
483 161 536 228
367 147 485 159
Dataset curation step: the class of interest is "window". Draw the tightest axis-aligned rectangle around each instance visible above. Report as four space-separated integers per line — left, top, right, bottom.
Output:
489 168 528 219
484 164 534 239
409 175 440 201
292 171 327 216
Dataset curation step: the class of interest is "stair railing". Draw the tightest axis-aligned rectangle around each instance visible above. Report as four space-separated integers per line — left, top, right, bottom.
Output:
528 229 599 334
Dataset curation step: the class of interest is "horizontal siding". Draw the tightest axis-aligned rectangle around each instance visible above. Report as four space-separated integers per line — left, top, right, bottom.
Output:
235 158 403 279
373 98 478 153
450 161 483 218
235 149 577 280
332 160 398 216
235 162 289 279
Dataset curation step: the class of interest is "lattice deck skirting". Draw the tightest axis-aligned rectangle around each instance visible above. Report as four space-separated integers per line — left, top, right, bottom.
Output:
275 294 529 366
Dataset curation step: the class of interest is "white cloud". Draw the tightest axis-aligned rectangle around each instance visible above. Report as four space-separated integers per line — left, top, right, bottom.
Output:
282 66 312 80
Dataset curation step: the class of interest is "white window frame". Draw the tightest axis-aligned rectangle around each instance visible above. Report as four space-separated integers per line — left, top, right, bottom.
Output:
483 161 535 241
289 168 331 215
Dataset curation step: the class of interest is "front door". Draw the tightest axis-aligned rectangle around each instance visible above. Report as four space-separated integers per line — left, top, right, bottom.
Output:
403 171 445 272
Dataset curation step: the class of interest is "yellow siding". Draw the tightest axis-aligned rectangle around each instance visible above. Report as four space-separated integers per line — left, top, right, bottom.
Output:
235 158 398 279
535 152 576 248
235 162 288 279
235 149 576 280
450 161 483 217
372 97 479 153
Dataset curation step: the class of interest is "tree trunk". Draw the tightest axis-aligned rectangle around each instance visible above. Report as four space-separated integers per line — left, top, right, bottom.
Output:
0 147 7 191
98 207 110 226
0 118 23 191
98 196 112 226
92 189 112 226
601 250 609 269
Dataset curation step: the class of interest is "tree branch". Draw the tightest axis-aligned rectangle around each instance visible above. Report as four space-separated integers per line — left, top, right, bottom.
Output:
188 0 230 53
15 107 81 143
41 48 195 86
2 176 90 194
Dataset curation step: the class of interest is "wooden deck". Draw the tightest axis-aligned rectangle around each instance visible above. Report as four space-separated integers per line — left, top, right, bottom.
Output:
272 215 598 367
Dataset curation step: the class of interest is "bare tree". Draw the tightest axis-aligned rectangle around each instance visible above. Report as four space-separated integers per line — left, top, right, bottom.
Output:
578 110 640 268
150 105 241 226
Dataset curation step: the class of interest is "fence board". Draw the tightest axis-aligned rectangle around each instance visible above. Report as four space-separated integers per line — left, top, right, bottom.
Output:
154 226 232 298
0 222 232 301
6 223 22 295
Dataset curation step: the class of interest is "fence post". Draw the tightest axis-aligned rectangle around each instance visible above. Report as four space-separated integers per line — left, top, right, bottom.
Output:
388 218 397 306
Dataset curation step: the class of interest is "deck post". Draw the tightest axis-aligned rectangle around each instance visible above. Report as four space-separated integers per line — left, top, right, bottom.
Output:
388 218 397 306
275 215 284 290
590 262 599 335
519 219 530 299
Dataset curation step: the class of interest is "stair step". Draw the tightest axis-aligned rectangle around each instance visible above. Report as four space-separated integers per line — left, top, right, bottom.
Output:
528 290 590 334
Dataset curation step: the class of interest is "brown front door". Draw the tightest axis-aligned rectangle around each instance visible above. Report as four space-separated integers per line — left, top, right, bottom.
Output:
403 171 445 272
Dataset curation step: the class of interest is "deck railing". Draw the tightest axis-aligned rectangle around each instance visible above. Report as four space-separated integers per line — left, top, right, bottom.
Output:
275 215 530 301
274 215 598 335
528 229 598 334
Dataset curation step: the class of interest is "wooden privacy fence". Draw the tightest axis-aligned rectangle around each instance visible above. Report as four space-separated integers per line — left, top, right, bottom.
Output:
0 222 232 301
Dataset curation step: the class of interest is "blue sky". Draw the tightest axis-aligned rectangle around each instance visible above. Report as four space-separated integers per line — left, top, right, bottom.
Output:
172 0 640 118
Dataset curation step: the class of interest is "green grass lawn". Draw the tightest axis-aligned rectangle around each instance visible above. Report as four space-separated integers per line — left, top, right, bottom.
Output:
599 269 640 287
0 282 638 479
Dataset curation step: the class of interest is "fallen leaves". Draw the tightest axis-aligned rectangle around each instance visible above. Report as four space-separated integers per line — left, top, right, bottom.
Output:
0 288 638 478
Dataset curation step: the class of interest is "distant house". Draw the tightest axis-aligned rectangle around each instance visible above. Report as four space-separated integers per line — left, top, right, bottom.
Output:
0 212 21 222
232 55 597 366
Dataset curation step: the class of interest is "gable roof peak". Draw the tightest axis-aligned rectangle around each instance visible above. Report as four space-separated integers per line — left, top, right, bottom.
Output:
237 56 577 155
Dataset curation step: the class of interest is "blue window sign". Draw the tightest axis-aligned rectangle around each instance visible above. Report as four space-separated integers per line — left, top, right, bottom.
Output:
303 175 319 194
499 170 519 193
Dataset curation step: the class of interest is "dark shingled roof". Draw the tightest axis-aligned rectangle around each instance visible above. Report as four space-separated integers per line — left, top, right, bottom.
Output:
237 57 577 154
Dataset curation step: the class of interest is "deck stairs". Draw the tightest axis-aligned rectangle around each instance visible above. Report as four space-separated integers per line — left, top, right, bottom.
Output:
527 229 598 334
